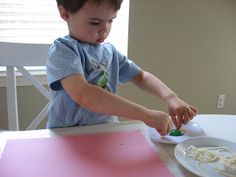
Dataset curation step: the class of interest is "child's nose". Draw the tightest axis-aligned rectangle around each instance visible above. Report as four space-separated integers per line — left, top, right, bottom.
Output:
99 23 110 35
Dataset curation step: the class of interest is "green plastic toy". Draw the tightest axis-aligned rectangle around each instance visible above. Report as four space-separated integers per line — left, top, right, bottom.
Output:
169 129 184 136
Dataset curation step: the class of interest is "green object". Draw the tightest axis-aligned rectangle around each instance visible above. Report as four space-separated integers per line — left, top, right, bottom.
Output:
97 71 108 89
169 129 184 136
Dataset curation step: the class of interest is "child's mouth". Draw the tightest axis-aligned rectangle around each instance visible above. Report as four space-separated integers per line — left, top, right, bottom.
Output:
97 38 105 43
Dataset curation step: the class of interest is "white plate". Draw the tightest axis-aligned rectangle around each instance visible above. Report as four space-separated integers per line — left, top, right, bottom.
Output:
174 137 236 177
148 121 205 144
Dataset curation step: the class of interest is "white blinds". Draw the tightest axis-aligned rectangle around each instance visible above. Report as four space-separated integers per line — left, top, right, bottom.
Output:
0 0 129 54
0 0 66 44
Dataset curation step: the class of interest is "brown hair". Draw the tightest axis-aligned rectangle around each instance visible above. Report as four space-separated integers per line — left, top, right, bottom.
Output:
56 0 123 13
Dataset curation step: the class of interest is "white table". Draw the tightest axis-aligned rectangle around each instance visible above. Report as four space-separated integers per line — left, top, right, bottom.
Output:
193 114 236 144
0 114 236 177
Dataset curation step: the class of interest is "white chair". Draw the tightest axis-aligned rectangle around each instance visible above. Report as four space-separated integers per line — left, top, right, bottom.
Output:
0 41 51 130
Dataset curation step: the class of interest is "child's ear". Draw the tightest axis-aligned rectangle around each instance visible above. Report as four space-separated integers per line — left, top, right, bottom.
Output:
58 5 69 21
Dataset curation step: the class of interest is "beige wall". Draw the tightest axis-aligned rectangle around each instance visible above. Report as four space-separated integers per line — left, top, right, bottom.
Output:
119 0 236 114
0 86 48 130
1 0 236 130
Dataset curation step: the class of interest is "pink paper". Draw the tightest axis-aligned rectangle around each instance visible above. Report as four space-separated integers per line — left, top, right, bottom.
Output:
0 130 174 177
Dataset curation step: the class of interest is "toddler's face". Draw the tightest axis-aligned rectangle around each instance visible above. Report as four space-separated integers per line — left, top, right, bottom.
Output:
65 1 118 44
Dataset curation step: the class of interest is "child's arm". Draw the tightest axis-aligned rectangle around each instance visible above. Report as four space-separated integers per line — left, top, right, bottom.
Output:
131 70 198 129
61 74 172 136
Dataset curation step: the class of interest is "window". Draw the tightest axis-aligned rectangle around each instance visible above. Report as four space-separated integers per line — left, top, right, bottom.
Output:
0 0 130 85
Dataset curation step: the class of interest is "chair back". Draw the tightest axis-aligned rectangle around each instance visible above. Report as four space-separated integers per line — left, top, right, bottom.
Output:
0 41 51 130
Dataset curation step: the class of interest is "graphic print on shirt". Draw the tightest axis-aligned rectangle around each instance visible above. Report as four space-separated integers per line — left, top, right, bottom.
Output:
89 58 110 90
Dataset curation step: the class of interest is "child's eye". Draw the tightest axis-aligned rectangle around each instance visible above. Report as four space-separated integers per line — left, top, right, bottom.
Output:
90 21 100 25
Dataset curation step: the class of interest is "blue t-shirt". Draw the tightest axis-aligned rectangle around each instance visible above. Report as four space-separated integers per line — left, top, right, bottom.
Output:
46 36 141 128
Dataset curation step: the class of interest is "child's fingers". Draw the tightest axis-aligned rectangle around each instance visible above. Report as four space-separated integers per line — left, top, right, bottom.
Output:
176 114 183 129
183 105 198 124
183 110 190 124
170 113 178 129
157 125 168 136
190 106 198 115
158 117 173 136
157 128 165 136
187 106 198 120
158 125 168 136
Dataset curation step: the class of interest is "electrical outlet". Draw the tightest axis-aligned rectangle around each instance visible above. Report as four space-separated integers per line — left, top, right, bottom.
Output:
217 94 225 108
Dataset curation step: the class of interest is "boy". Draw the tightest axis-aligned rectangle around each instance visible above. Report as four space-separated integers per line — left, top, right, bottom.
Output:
46 0 197 136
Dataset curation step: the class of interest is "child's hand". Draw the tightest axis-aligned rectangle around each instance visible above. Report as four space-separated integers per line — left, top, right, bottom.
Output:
166 96 197 129
145 110 173 136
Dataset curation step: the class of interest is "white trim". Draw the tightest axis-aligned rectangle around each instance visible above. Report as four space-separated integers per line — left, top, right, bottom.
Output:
6 66 19 130
0 70 47 87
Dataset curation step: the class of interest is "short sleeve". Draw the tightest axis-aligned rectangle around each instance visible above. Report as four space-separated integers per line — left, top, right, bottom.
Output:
111 46 141 84
46 38 84 90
